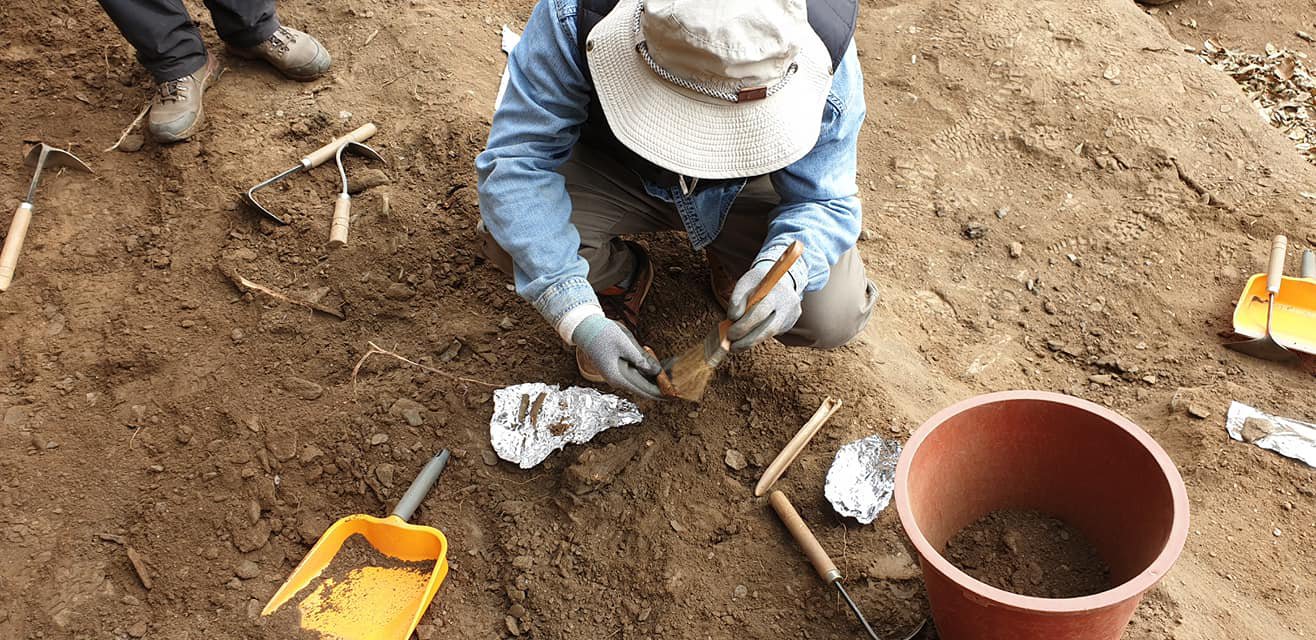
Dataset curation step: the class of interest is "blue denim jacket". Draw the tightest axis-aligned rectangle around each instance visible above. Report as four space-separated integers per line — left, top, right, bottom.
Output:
476 0 866 331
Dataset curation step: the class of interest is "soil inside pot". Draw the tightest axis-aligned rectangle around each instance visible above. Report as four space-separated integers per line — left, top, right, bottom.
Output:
943 509 1112 598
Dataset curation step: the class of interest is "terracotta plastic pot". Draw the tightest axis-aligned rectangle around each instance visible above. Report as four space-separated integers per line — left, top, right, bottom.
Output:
894 391 1189 640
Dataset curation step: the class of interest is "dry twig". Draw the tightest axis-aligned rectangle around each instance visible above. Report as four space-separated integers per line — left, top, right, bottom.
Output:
351 340 499 392
104 102 151 152
223 269 346 319
363 28 381 47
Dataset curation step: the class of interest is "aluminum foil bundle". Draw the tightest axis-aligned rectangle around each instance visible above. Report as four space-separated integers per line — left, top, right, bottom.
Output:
490 383 643 469
824 434 902 524
1225 401 1316 468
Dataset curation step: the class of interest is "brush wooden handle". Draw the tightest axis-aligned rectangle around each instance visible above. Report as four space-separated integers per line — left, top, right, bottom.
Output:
746 241 805 309
0 203 34 292
329 194 351 246
1266 235 1287 295
302 123 379 169
770 490 841 584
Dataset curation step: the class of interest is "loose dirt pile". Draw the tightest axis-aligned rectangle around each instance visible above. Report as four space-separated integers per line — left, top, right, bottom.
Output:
945 509 1112 599
2 0 1316 639
263 533 437 639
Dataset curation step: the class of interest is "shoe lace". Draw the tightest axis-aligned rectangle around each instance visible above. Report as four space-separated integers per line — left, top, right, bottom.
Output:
158 79 187 103
266 27 297 53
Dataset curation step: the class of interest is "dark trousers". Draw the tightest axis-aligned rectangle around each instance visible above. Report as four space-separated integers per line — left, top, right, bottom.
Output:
98 0 278 82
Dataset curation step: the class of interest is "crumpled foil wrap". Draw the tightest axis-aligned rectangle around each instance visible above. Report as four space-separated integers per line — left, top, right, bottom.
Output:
490 383 644 469
1226 401 1316 468
824 434 902 524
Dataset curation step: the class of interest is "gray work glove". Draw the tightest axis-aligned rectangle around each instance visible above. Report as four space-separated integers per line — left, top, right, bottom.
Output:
572 315 663 400
726 257 807 352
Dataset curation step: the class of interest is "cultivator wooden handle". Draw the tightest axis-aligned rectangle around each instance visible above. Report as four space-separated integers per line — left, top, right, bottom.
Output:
0 203 33 292
770 490 841 584
1267 235 1288 294
329 194 352 246
303 122 378 168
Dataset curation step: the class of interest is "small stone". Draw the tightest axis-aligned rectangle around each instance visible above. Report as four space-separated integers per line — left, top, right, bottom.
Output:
1046 339 1066 352
733 584 748 598
117 133 145 153
415 624 439 640
962 221 988 239
1187 404 1211 420
282 376 323 400
1009 242 1023 259
375 463 395 486
230 328 245 342
370 433 389 445
860 228 875 241
148 464 164 473
724 449 748 471
246 598 262 620
176 426 193 444
508 604 526 619
347 169 391 195
670 519 687 533
384 282 415 301
1282 501 1294 511
1273 528 1283 537
1142 375 1158 385
1088 374 1115 386
179 319 196 328
3 405 31 426
299 445 325 464
995 207 1009 219
499 317 515 331
235 520 272 552
235 559 261 579
1043 300 1058 315
389 398 425 426
127 621 148 638
265 426 298 462
511 555 533 569
505 615 521 636
482 450 499 466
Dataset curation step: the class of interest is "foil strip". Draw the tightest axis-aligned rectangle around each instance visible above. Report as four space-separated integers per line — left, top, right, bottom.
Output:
824 434 902 525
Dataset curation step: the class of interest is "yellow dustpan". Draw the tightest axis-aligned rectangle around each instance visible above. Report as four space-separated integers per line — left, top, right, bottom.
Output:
1232 245 1316 356
262 451 451 639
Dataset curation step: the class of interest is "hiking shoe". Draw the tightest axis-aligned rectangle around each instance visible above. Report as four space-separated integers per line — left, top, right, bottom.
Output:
577 241 654 382
230 25 331 81
707 252 735 312
148 54 220 143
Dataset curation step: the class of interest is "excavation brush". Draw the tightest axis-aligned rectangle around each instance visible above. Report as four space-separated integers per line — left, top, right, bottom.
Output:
244 123 378 224
660 240 804 402
1 143 93 291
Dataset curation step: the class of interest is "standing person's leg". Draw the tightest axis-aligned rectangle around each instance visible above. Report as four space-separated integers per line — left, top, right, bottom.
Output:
708 176 878 349
98 0 207 82
212 0 332 80
99 0 220 143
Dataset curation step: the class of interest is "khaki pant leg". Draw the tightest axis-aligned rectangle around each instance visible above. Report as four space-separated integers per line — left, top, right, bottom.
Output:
477 145 679 290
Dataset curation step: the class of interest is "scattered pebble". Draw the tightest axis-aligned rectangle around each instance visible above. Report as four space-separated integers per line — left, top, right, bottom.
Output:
962 221 988 239
1187 404 1212 420
235 559 260 580
482 450 499 466
370 433 389 445
995 207 1010 219
375 463 395 486
127 621 148 638
117 133 145 153
282 375 324 401
724 449 748 471
499 317 515 331
733 584 748 598
1009 242 1023 259
1273 528 1283 537
390 398 426 426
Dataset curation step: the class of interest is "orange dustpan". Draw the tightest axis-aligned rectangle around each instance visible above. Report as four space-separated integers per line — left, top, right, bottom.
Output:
262 451 451 639
1232 241 1316 356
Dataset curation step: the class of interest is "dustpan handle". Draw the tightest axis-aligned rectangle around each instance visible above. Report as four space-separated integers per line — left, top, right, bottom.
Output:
391 450 450 522
1266 235 1287 295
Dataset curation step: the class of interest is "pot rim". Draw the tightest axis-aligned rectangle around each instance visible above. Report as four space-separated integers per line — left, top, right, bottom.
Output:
894 390 1190 613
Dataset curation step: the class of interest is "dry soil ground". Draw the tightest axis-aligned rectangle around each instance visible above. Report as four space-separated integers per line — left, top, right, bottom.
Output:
2 0 1315 638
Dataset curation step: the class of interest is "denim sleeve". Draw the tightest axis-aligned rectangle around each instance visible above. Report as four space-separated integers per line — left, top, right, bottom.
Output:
475 0 598 328
762 43 867 292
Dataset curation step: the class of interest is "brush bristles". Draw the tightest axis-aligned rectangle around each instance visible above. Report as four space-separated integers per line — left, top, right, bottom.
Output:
663 328 729 402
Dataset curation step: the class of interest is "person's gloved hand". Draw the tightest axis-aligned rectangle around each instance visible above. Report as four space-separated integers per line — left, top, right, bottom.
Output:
572 314 663 400
726 257 807 352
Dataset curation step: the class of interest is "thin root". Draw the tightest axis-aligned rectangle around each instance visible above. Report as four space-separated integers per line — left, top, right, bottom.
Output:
351 340 500 394
104 102 151 152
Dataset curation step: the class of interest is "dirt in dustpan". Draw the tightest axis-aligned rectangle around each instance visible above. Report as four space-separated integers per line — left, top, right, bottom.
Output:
263 534 438 639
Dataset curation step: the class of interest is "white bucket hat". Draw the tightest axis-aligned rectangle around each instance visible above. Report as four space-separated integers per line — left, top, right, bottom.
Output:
586 0 835 180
